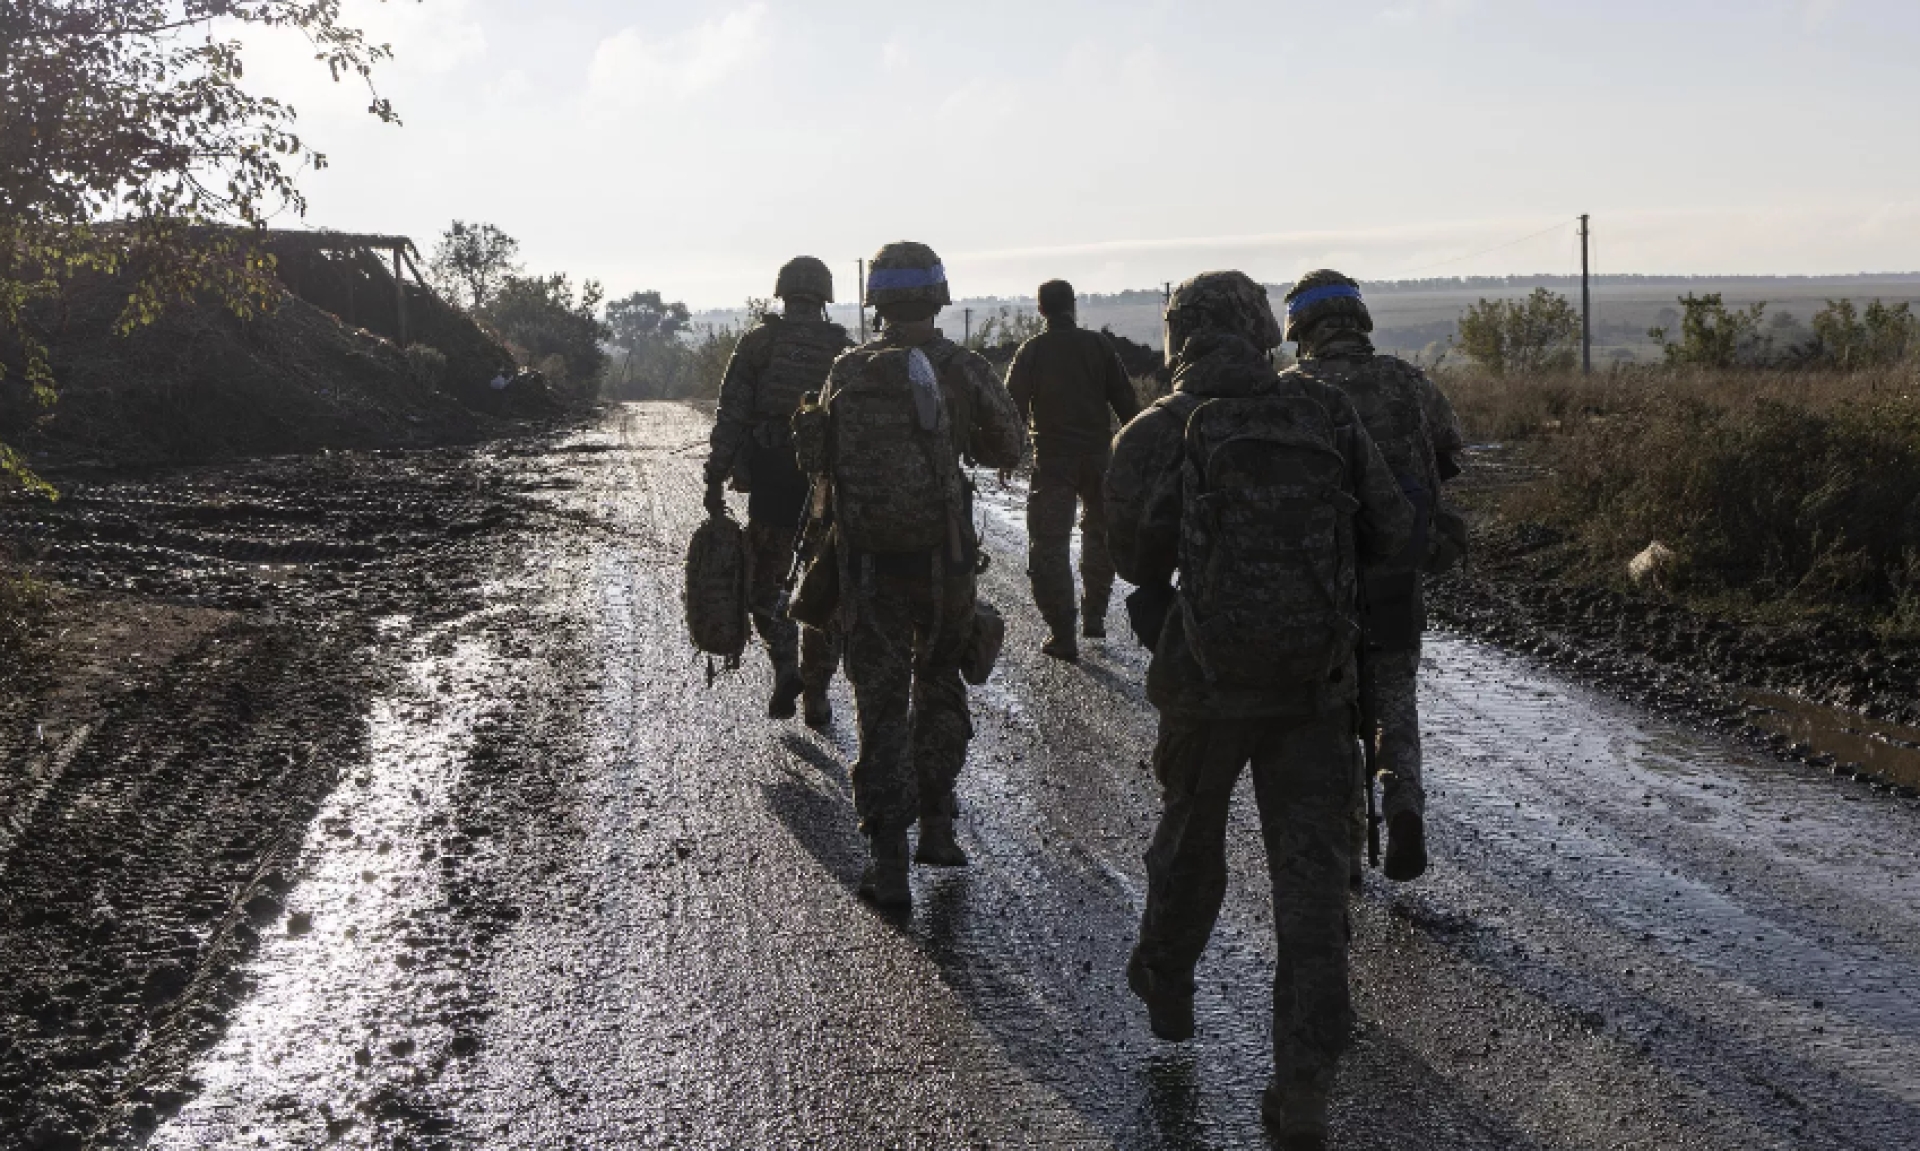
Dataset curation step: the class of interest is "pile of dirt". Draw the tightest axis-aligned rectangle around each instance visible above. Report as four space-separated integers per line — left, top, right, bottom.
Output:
1 248 551 471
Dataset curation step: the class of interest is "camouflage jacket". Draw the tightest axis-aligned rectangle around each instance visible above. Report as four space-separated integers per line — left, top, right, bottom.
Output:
705 315 853 487
1107 333 1413 717
1287 331 1465 578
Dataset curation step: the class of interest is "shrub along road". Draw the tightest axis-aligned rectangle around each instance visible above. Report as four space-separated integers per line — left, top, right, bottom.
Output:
4 403 1918 1149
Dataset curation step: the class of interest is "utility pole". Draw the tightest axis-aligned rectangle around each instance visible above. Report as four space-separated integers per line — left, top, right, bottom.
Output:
964 307 972 346
856 259 867 342
1579 214 1592 375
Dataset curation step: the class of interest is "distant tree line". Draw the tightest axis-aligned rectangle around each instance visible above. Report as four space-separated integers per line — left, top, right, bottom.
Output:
1449 287 1920 375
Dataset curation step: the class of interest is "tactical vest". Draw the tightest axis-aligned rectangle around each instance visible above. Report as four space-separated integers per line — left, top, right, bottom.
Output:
1286 355 1438 567
751 317 851 445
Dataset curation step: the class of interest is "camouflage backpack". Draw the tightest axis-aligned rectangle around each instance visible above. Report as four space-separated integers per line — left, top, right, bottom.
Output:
1175 390 1362 689
826 344 967 554
1287 356 1437 567
684 511 751 665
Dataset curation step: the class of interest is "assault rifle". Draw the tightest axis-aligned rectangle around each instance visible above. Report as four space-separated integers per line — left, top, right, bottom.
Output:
1357 646 1383 870
775 473 834 623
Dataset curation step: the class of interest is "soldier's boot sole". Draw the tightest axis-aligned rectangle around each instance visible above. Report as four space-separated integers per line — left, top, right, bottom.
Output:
914 818 968 867
802 687 833 730
768 665 805 720
1383 810 1428 883
1126 952 1195 1042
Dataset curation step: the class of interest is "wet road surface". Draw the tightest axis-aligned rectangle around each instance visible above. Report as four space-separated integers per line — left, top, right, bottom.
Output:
144 403 1920 1149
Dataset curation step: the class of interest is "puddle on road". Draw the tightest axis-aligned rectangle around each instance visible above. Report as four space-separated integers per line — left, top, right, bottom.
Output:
152 619 503 1149
1743 689 1920 791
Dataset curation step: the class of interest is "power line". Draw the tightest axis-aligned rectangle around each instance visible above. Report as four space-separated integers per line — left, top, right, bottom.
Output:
1390 218 1578 277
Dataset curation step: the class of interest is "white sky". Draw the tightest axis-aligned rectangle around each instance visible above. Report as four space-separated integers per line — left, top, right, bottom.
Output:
243 0 1920 308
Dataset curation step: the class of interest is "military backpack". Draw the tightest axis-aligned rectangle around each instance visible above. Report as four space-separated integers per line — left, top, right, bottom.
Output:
1175 391 1362 689
823 344 967 555
684 510 752 666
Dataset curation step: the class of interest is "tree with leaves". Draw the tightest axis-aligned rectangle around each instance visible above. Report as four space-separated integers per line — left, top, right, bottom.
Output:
1453 288 1580 376
1 0 408 492
1807 299 1919 370
604 290 692 350
427 221 522 312
1649 293 1772 368
481 273 611 391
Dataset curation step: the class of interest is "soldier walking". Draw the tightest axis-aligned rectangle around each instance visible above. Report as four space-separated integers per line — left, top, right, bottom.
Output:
1004 279 1142 661
1107 272 1411 1147
808 242 1024 907
1280 270 1467 883
705 257 852 727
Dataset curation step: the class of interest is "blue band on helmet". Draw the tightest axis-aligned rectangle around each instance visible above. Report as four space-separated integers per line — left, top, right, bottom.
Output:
1286 284 1362 315
868 263 947 292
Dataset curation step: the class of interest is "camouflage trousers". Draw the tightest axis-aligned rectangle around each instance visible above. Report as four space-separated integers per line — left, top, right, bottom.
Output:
745 520 840 688
1026 452 1115 634
842 568 977 837
1133 709 1357 1086
1360 643 1424 821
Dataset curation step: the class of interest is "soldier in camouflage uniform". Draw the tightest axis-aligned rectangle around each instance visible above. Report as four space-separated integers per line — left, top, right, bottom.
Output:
818 242 1024 907
705 257 853 726
1005 279 1142 660
1107 271 1411 1148
1280 270 1466 884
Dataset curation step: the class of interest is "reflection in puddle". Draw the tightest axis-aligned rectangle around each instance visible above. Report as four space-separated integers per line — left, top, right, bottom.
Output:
1743 689 1920 791
152 623 501 1149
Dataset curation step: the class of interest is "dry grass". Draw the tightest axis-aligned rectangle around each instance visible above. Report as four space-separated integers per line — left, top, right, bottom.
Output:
1438 362 1920 636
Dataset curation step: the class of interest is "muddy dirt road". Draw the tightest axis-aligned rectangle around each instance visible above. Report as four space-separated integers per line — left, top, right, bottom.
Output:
6 402 1919 1149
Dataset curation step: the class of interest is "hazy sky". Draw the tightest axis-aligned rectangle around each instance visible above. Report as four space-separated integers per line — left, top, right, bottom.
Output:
243 0 1920 307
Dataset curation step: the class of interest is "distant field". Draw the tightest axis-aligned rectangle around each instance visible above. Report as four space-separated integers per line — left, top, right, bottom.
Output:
691 274 1920 365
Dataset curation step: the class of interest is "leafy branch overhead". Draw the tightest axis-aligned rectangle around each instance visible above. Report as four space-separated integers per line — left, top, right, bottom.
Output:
1 0 412 491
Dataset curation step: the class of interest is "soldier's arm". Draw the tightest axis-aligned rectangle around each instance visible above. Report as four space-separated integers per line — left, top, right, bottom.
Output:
705 331 764 485
1099 333 1143 425
1005 339 1037 429
1418 372 1467 482
1105 405 1184 588
960 353 1027 470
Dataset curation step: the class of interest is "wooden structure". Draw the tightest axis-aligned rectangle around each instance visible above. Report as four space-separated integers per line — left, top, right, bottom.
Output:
260 230 432 347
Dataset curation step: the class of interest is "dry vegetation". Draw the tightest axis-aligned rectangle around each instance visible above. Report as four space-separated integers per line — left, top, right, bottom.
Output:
1441 362 1920 636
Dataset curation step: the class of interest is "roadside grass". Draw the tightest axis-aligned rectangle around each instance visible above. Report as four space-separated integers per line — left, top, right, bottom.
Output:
1439 362 1920 639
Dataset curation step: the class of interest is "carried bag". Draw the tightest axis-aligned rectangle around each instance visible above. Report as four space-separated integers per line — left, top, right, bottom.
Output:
1176 393 1362 688
684 511 752 664
962 600 1005 686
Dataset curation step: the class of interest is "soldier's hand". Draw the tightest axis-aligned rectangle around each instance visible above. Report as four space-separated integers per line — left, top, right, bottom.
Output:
704 479 727 517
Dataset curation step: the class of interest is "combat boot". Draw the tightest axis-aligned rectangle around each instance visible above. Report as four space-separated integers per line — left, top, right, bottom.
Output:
914 816 968 867
858 830 911 908
1126 951 1195 1042
802 684 832 730
1080 598 1107 639
1383 810 1428 883
1261 1071 1331 1149
768 661 804 720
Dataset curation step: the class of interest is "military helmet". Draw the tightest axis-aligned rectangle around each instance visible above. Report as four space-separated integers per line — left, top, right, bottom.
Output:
775 256 834 303
1282 269 1372 342
865 241 951 308
1163 270 1284 364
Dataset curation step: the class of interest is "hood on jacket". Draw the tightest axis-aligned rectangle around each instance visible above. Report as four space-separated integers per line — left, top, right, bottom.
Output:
1170 333 1280 399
